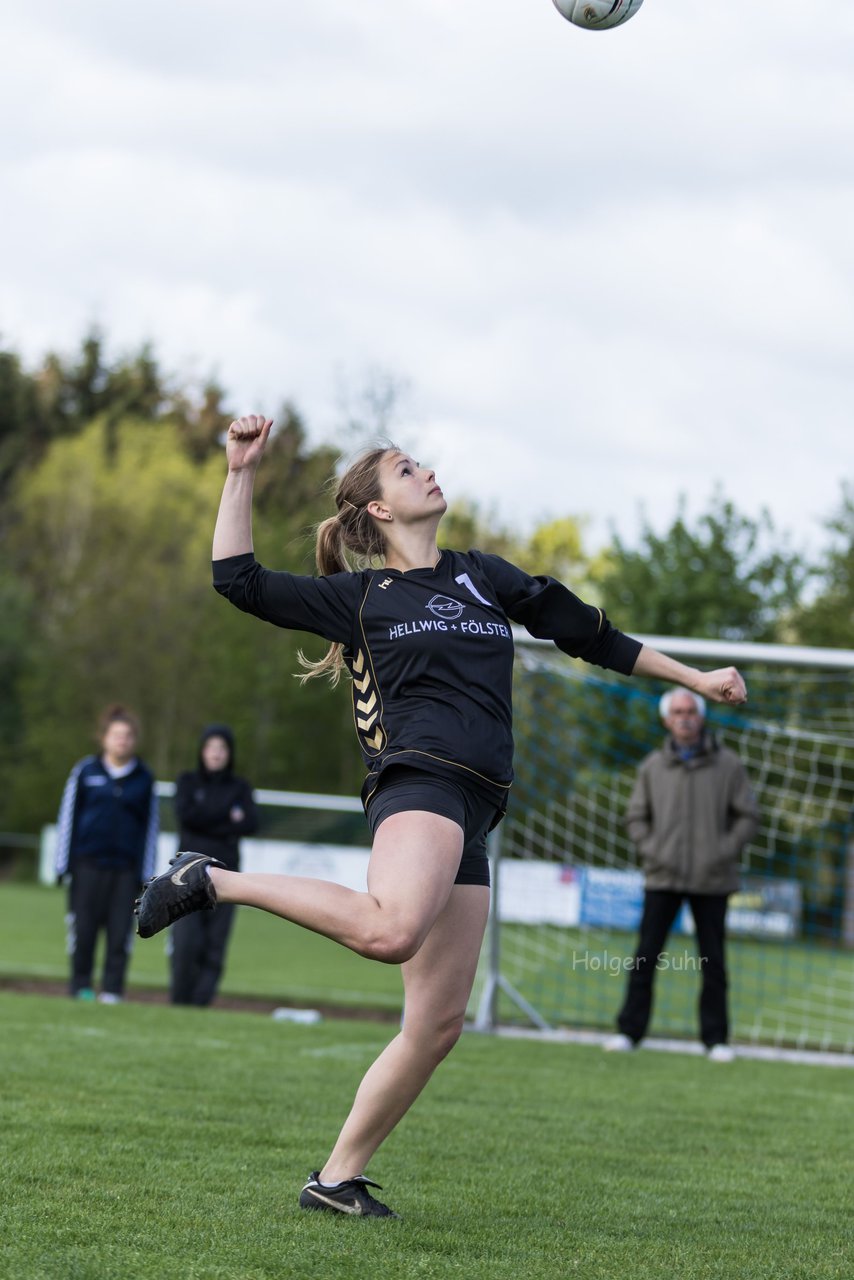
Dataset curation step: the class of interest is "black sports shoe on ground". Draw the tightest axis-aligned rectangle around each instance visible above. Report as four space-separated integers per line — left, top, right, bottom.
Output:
299 1172 399 1218
135 851 225 938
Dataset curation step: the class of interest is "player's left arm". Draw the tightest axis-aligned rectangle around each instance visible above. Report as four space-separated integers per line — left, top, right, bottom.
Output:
471 552 639 673
472 552 748 704
631 646 747 706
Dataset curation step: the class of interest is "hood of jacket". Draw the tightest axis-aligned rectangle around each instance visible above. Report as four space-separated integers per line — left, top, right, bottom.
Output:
198 723 235 776
661 729 719 769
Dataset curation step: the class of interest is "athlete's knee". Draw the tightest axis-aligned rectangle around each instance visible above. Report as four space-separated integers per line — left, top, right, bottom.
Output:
407 1009 465 1065
435 1011 465 1059
361 924 423 965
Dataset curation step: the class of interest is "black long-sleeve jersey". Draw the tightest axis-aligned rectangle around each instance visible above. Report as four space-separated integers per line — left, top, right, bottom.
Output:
213 549 642 809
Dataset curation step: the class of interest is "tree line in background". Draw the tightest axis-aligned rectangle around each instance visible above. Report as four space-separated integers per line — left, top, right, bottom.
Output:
1 333 851 841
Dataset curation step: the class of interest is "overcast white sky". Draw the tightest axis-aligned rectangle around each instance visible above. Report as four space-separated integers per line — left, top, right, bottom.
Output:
2 0 852 554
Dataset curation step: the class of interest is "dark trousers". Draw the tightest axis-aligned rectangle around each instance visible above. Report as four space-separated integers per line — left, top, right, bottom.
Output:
616 890 730 1048
67 861 139 996
169 904 236 1007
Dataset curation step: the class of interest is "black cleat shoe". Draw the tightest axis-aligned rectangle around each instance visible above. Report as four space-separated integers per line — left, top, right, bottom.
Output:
299 1171 399 1218
135 851 226 938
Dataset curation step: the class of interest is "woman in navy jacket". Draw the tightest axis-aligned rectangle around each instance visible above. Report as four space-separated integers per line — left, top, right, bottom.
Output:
56 704 158 1002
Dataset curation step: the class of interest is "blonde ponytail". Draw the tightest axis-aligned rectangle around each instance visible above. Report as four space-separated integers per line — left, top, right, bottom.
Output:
297 445 397 685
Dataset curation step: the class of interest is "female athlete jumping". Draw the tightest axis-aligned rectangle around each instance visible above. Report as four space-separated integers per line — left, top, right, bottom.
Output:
136 414 747 1218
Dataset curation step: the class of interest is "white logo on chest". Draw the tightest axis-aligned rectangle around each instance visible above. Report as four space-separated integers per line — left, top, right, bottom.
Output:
425 594 465 620
454 573 492 607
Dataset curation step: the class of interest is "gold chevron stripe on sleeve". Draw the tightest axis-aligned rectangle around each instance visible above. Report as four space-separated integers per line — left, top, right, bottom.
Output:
357 712 378 731
351 650 365 675
364 727 384 751
356 691 377 715
354 672 370 693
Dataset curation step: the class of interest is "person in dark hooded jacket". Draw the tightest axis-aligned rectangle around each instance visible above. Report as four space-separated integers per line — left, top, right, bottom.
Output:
169 725 258 1006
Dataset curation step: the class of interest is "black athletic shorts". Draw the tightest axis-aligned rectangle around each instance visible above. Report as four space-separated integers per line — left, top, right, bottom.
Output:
365 767 497 887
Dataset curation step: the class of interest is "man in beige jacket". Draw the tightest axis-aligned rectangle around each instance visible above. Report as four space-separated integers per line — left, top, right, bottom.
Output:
605 689 758 1061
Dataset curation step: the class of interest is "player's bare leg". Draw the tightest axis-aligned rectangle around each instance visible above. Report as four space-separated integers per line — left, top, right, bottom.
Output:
318 881 489 1183
136 811 464 959
209 810 464 962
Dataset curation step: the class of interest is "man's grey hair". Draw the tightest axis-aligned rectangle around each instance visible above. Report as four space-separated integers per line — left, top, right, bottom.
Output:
659 688 707 721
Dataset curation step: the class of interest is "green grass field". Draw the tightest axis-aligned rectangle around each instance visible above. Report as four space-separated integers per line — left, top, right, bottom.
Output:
0 884 403 1011
6 887 853 1055
493 925 854 1051
1 991 852 1280
1 884 853 1278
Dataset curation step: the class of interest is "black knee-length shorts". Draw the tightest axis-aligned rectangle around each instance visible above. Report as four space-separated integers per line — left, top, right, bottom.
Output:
365 767 499 887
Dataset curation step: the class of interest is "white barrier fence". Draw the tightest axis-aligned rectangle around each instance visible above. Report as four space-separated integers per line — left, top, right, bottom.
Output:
40 823 798 940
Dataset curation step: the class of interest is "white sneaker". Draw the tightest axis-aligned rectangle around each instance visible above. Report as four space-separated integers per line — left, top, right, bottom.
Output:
603 1033 637 1053
97 992 123 1005
707 1044 735 1063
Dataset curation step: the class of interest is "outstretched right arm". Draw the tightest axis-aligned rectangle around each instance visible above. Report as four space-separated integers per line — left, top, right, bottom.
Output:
212 415 274 560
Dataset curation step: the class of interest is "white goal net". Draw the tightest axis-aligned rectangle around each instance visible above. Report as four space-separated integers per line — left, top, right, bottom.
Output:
472 635 854 1055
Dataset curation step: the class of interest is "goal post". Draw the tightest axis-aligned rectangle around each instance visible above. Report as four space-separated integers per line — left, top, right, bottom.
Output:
471 633 854 1055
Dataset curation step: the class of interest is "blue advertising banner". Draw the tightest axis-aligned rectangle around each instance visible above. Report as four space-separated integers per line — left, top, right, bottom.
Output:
578 867 692 933
577 866 801 939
